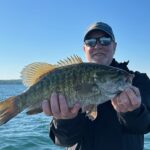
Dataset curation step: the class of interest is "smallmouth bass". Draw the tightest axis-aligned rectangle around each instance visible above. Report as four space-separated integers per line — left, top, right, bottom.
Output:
0 55 134 125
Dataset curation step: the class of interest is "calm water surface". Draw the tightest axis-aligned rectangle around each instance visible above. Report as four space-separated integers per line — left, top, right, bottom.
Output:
0 84 149 150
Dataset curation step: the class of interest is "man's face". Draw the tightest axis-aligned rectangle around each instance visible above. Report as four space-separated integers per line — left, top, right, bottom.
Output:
83 30 117 65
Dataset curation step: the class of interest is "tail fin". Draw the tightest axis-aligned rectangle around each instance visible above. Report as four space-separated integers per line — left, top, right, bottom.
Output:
0 96 19 125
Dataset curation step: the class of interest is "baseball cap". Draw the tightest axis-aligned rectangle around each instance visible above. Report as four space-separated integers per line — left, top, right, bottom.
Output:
84 22 115 41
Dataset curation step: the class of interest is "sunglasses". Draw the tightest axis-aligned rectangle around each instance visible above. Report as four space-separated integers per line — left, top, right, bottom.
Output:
84 36 112 47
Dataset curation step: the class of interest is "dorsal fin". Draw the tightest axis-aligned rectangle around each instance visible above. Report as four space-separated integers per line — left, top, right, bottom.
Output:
57 55 83 67
21 62 55 87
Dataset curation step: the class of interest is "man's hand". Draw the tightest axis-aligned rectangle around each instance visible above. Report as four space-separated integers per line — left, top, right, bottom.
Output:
42 92 81 119
111 86 141 113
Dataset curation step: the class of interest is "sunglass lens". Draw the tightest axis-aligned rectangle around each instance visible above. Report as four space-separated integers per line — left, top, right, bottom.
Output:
85 39 96 47
99 37 111 46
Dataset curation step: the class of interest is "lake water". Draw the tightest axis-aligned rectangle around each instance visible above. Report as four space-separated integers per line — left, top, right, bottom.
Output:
0 84 149 150
0 84 64 150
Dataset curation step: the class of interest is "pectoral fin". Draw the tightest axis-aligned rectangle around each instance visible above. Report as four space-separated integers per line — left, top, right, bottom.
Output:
84 105 98 121
87 110 97 121
26 103 42 115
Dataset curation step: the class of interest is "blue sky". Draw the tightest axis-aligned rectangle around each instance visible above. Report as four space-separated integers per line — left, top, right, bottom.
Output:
0 0 150 79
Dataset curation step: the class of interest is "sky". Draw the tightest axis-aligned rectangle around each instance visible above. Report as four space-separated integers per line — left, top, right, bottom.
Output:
0 0 150 79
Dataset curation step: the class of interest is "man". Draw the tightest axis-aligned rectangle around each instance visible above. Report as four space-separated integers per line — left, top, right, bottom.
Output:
42 22 150 150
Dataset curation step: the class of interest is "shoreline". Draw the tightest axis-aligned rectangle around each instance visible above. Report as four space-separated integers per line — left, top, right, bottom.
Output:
0 79 22 84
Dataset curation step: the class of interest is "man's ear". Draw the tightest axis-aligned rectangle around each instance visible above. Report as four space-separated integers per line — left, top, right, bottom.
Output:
113 42 117 54
83 45 86 52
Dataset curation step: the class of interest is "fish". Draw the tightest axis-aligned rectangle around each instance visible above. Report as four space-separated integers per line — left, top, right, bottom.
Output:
0 55 134 125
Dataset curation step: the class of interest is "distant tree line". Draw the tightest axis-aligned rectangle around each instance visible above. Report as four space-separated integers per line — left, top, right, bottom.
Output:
0 79 22 84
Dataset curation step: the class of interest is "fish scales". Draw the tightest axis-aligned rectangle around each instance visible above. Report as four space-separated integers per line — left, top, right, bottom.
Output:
16 63 100 108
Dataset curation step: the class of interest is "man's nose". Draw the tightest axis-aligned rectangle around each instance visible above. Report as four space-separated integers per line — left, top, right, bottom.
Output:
94 41 103 48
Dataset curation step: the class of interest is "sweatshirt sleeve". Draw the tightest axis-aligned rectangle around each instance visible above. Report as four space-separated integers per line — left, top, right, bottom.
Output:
120 72 150 134
49 112 87 147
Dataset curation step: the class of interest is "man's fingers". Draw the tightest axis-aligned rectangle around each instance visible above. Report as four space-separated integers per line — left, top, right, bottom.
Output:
59 94 81 118
130 86 141 97
111 86 141 113
112 93 132 113
42 92 81 119
59 94 69 117
70 102 81 114
51 92 60 116
42 100 52 116
125 88 141 107
118 92 130 106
